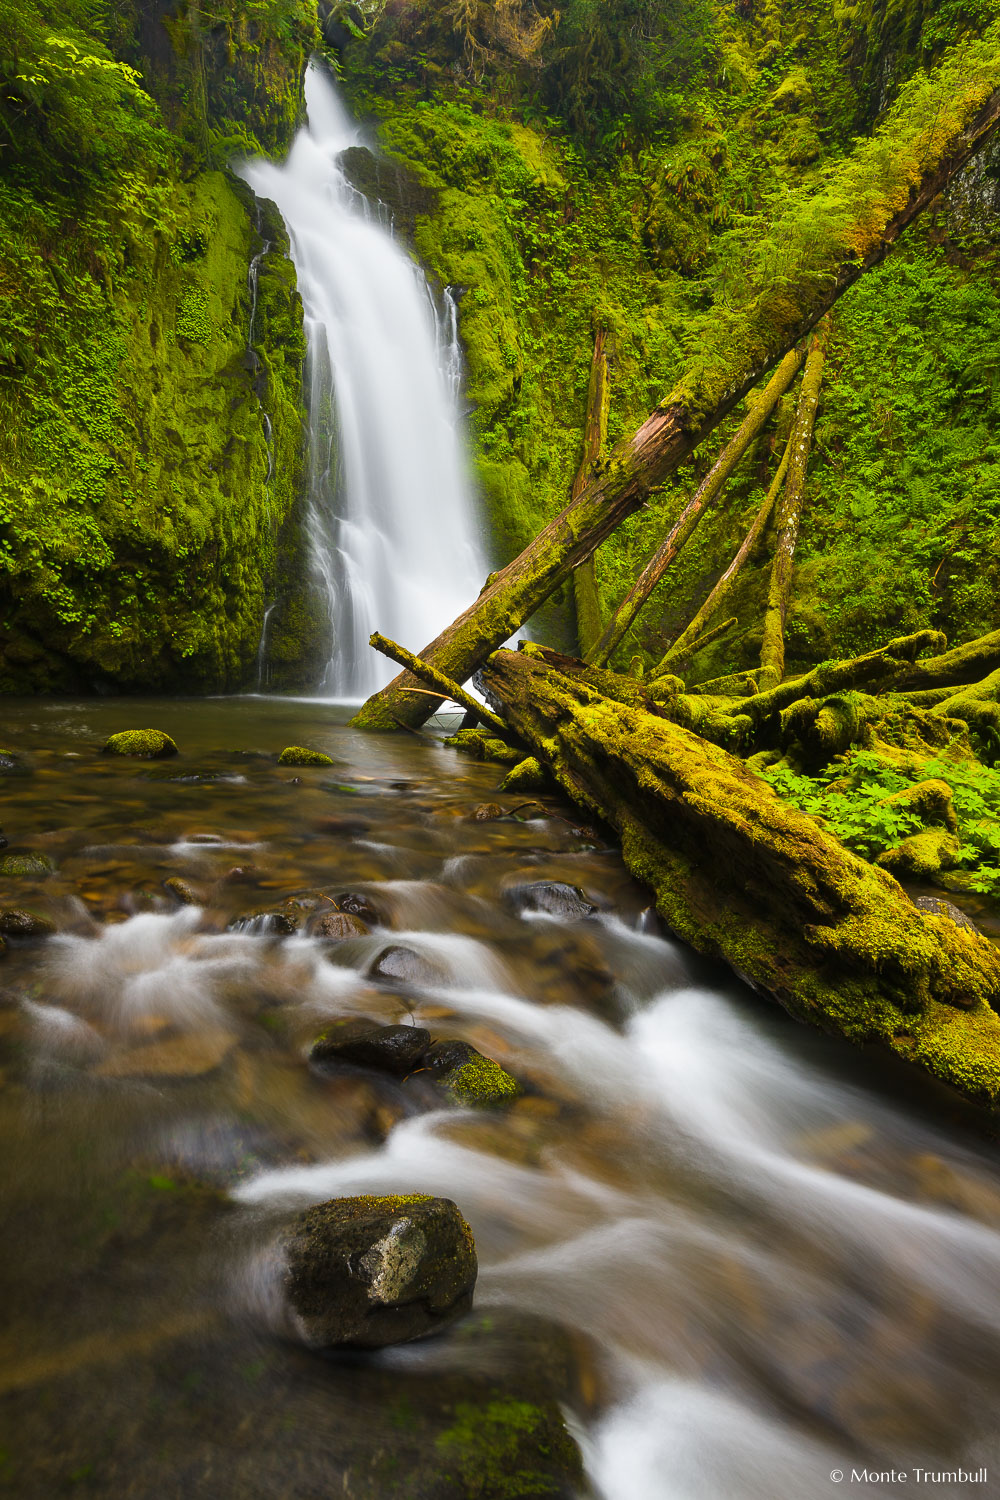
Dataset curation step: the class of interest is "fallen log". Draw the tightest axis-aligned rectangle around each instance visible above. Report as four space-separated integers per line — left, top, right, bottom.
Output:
585 346 806 667
481 647 1000 1110
900 628 1000 692
654 431 794 674
572 330 611 658
351 39 1000 730
759 324 828 689
368 633 511 737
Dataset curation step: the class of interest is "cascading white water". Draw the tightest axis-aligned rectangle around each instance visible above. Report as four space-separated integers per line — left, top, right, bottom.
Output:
239 62 489 697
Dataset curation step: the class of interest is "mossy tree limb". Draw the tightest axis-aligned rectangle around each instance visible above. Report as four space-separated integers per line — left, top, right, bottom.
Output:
368 632 511 736
655 428 795 675
572 328 611 657
586 346 806 667
480 648 1000 1110
352 42 1000 731
900 629 1000 692
759 324 829 690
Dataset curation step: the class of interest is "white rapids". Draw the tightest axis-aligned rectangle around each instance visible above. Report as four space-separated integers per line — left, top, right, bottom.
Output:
238 63 488 697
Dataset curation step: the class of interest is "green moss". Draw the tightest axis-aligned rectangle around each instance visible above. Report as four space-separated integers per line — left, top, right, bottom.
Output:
0 854 55 878
435 1397 582 1498
277 745 336 766
442 1056 522 1109
103 728 178 758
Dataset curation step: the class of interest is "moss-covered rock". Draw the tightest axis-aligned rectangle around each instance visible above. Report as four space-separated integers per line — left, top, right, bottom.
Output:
0 854 55 879
277 745 336 766
104 729 179 759
281 1194 478 1349
877 828 963 879
424 1039 522 1108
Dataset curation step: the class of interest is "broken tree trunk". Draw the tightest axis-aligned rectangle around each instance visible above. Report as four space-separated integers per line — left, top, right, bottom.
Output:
585 347 805 667
758 324 828 690
351 49 1000 731
654 427 795 674
480 647 1000 1110
573 330 611 657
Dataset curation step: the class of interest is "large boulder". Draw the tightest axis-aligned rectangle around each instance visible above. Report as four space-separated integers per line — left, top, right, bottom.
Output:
281 1194 477 1349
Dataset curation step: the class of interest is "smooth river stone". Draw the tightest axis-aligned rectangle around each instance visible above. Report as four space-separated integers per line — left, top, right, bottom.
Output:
281 1194 477 1349
96 1030 238 1080
310 1023 431 1075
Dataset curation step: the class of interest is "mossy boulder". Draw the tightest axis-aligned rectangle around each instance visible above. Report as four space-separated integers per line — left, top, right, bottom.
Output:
281 1194 477 1349
434 1395 586 1500
0 854 55 879
278 746 336 766
104 730 178 760
877 829 962 879
424 1040 522 1109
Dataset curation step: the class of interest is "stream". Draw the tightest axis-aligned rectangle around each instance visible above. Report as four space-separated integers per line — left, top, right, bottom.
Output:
0 697 999 1498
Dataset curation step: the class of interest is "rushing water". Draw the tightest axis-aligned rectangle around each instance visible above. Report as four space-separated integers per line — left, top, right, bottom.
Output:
1 698 999 1498
238 65 488 698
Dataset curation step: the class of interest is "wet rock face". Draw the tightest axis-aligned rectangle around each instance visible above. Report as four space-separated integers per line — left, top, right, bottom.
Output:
282 1194 477 1349
310 1023 431 1075
912 894 980 933
334 891 382 926
503 881 599 921
0 909 55 939
311 911 369 941
103 730 178 759
368 944 442 987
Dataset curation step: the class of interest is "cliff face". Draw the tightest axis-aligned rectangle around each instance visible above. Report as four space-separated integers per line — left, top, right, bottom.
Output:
330 0 1000 675
0 0 321 692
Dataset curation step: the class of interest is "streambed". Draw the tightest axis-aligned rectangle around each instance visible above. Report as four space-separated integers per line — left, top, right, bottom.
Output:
0 697 998 1499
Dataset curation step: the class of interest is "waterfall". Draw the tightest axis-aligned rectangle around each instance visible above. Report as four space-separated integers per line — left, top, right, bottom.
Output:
238 62 489 698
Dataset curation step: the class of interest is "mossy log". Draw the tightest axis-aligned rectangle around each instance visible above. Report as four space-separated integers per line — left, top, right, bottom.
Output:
368 632 511 737
351 52 1000 731
759 324 828 690
586 347 805 667
572 329 610 658
899 628 1000 692
480 648 1000 1110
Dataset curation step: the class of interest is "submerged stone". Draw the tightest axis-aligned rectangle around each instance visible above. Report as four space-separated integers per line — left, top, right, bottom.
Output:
96 1030 238 1080
281 1194 477 1349
0 854 55 879
278 745 335 766
104 730 178 759
368 944 442 987
228 908 299 936
503 881 599 921
0 909 56 938
310 1023 431 1075
163 877 199 907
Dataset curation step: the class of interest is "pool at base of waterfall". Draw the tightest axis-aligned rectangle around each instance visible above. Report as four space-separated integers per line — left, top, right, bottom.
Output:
0 696 998 1500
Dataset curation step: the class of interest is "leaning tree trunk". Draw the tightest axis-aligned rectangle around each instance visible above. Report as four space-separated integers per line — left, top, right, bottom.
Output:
573 329 611 657
758 324 828 689
351 46 1000 730
654 426 795 675
480 647 1000 1111
585 347 805 667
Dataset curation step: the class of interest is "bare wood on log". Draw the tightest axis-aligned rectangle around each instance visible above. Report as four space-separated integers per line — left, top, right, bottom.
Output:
573 329 611 657
655 427 796 674
758 324 828 689
351 57 1000 731
369 632 510 736
586 347 805 667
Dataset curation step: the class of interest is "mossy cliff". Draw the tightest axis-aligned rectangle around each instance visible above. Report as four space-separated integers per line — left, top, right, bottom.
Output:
0 0 320 692
330 0 1000 668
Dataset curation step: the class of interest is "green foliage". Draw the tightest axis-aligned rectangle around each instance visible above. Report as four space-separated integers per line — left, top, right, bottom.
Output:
764 748 1000 894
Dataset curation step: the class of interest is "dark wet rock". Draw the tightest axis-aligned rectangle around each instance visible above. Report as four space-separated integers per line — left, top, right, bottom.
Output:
368 944 442 987
503 881 599 921
0 853 55 879
228 908 299 936
912 894 980 933
423 1039 522 1108
278 745 335 766
163 877 199 907
0 750 28 776
312 911 370 941
334 891 382 926
311 1023 431 1075
336 144 436 239
0 908 56 939
104 729 178 759
221 865 259 885
281 1193 477 1349
315 815 371 836
471 803 504 822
